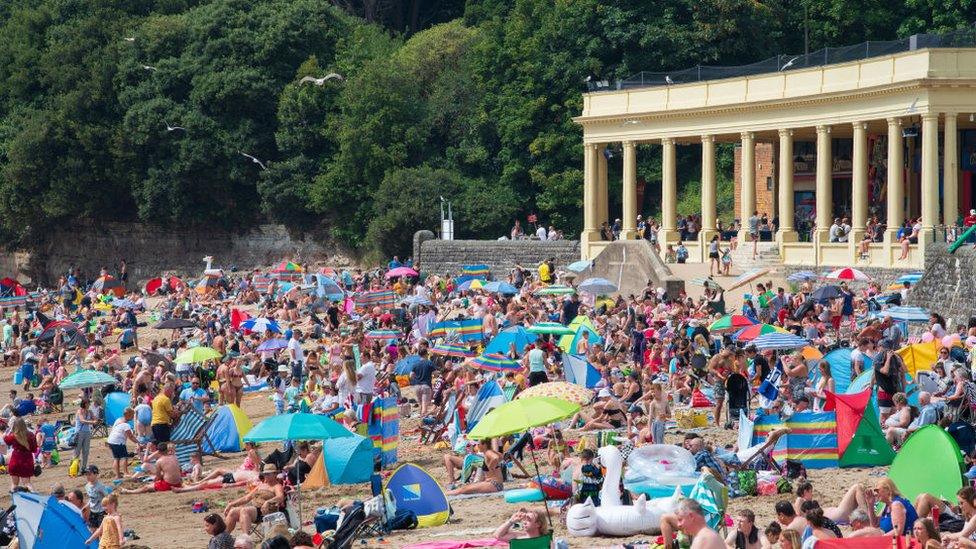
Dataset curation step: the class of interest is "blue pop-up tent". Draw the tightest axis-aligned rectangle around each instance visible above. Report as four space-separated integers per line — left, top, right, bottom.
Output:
484 326 535 356
12 492 98 549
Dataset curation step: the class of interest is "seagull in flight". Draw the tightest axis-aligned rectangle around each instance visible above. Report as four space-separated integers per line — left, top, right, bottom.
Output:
665 75 674 86
299 73 344 86
239 151 267 170
164 122 185 132
124 37 135 42
142 65 157 72
780 56 799 71
906 97 918 114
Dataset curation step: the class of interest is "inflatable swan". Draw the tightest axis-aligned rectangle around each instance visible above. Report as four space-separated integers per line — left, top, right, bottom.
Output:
565 445 681 537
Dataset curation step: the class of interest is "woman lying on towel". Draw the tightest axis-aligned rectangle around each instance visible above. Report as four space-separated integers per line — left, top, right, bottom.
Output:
172 468 260 493
445 439 505 496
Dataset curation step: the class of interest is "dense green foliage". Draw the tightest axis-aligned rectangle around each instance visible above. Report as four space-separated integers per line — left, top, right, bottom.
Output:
0 0 973 257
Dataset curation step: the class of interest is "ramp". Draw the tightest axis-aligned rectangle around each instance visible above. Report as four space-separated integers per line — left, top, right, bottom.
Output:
587 240 684 298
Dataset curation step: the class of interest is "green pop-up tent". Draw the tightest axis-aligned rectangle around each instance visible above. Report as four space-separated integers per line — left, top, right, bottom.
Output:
889 424 964 500
827 389 895 468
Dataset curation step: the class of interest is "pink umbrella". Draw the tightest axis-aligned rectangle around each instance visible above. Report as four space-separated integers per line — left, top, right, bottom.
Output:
385 266 418 279
824 267 871 281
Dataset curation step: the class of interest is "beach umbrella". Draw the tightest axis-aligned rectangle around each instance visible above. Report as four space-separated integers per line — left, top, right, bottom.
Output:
534 285 575 296
578 277 618 295
241 317 281 334
154 318 197 330
174 346 222 364
752 332 809 351
482 281 519 295
516 381 592 406
430 342 475 358
467 396 580 527
244 412 352 443
256 338 289 353
365 329 402 341
810 285 843 301
394 355 422 375
725 268 771 291
402 294 432 307
871 306 931 323
734 323 787 342
12 492 97 549
111 298 136 309
386 266 418 279
824 267 871 281
468 353 520 372
456 279 485 292
141 351 175 372
59 369 118 390
708 314 757 332
271 261 303 273
787 271 819 282
527 322 575 335
566 260 592 273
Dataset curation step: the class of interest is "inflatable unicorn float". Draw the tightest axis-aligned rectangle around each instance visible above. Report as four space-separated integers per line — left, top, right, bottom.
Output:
565 445 683 537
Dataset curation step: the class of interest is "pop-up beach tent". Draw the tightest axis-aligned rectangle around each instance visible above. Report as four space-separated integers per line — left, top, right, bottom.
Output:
825 389 895 468
202 404 254 453
384 463 450 527
889 424 964 501
303 434 374 487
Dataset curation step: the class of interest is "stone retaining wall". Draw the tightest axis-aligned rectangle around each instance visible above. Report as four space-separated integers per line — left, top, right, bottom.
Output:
416 236 580 276
906 244 976 328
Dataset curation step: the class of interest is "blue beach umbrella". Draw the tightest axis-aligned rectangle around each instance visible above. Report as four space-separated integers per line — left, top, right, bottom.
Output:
256 338 288 353
243 413 352 443
242 317 281 334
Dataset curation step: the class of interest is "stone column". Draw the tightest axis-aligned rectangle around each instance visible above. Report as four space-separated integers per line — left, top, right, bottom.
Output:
814 125 832 244
581 143 600 254
700 135 717 247
597 144 609 228
944 113 959 231
851 121 869 243
621 141 638 239
658 137 679 244
777 129 797 242
885 118 904 245
920 114 939 243
738 132 756 243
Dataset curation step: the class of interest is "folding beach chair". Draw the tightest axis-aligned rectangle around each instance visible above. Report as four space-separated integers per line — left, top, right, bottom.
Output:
420 391 457 444
169 408 222 467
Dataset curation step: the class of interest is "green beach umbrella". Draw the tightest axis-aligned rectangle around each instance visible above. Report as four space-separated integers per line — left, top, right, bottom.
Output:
174 346 223 364
468 396 579 440
58 369 118 390
243 412 353 443
526 322 575 336
707 314 757 332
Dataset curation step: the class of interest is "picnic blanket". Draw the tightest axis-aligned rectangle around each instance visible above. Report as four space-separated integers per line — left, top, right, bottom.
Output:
402 539 505 549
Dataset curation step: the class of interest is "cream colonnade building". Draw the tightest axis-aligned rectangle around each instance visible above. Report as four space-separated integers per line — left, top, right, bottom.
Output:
574 46 976 269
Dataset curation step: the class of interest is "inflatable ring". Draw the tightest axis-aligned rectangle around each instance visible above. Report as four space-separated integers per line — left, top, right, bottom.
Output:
504 488 544 503
529 477 573 500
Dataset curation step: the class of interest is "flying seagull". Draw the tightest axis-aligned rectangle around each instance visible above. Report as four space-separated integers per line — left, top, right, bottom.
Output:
298 73 344 86
780 56 799 71
164 122 185 132
142 65 157 72
124 37 135 42
239 151 267 170
906 97 919 114
665 75 674 85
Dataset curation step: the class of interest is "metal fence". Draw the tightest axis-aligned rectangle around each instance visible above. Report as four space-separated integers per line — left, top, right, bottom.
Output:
598 27 976 92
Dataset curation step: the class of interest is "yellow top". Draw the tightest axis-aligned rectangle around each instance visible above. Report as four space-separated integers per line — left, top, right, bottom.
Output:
99 515 122 549
151 393 173 426
538 263 552 284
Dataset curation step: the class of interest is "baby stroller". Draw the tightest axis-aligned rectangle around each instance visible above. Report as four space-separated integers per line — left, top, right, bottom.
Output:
318 501 371 549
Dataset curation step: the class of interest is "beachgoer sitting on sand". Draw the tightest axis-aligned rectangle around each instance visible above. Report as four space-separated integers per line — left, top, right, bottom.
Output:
492 507 549 542
445 439 505 496
120 441 183 494
223 463 285 534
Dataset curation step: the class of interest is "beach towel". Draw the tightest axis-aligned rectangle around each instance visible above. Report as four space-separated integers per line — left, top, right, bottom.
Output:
401 539 505 549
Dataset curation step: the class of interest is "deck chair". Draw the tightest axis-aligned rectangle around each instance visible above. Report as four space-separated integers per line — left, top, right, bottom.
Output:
509 533 553 549
47 387 64 413
420 391 457 444
736 427 789 473
689 470 729 535
318 501 372 549
169 408 222 467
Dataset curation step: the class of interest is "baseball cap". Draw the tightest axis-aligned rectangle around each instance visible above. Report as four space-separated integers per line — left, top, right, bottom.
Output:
84 465 99 475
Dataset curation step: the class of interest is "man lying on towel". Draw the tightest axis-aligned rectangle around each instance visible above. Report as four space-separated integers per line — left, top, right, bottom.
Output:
120 442 184 494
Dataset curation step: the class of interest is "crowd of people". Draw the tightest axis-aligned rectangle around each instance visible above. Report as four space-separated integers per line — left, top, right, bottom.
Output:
0 241 975 548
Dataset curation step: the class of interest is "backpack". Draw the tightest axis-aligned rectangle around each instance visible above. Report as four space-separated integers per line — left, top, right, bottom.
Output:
389 510 418 530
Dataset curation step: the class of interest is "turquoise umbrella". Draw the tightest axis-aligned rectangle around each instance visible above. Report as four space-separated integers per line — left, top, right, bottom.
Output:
58 369 118 390
243 413 353 442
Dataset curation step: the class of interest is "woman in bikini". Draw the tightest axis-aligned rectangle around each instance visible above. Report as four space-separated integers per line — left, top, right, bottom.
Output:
229 360 245 407
446 440 505 496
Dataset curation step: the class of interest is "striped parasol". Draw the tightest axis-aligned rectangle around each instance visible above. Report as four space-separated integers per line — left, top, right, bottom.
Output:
468 353 520 372
824 267 871 281
725 268 771 291
751 332 809 351
430 342 475 358
708 314 757 332
734 323 787 342
516 381 592 406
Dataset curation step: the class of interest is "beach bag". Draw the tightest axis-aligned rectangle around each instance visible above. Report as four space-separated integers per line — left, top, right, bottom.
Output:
51 448 60 466
736 470 757 496
389 510 418 530
68 458 80 477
